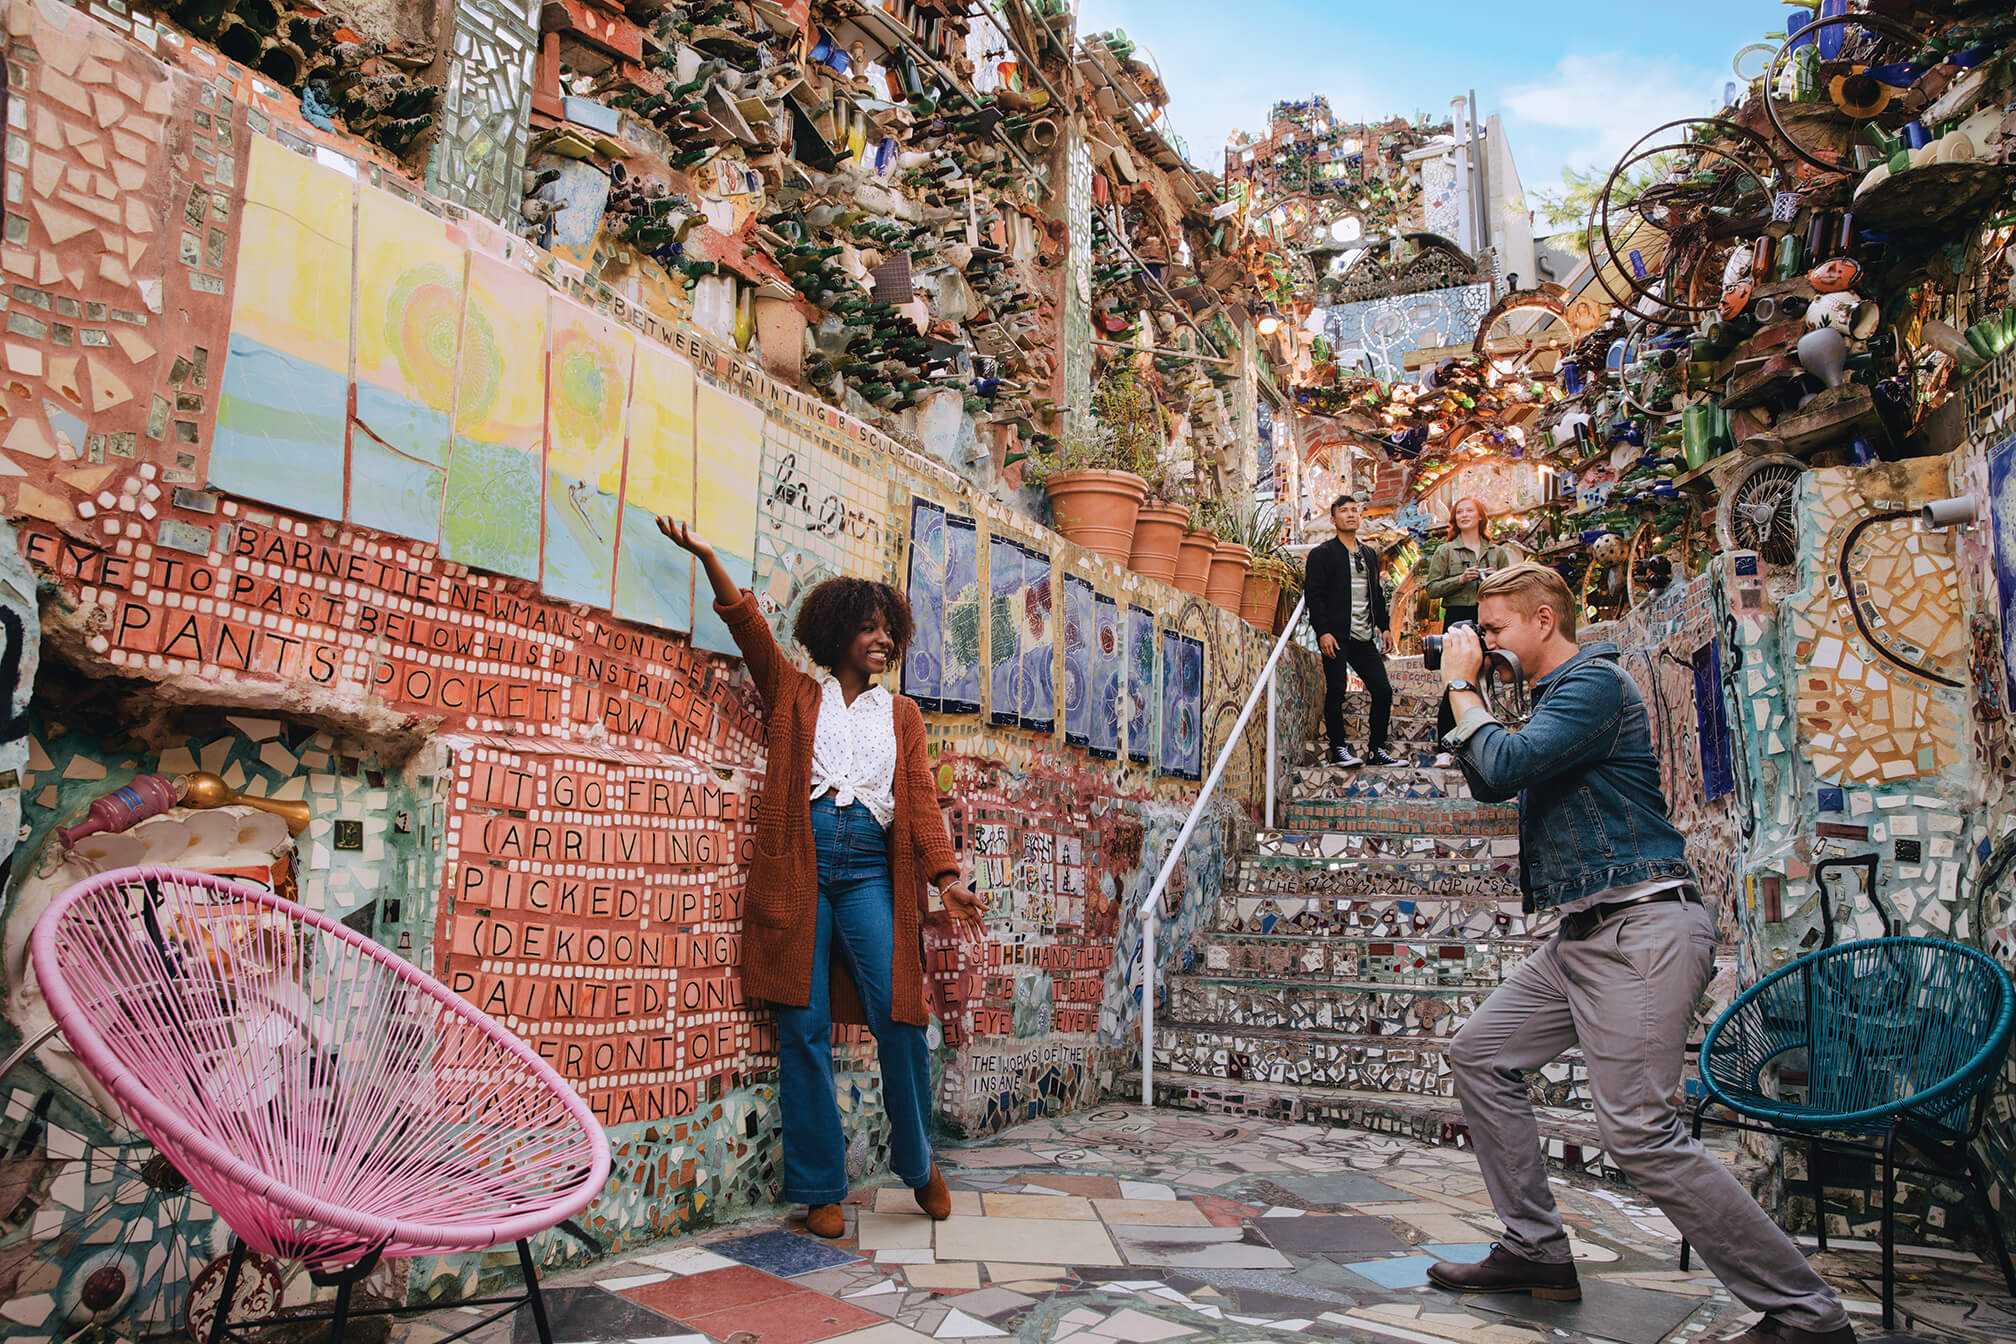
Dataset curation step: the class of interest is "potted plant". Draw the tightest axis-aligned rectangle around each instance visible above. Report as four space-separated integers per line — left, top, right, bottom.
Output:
1236 505 1290 632
1205 500 1257 616
1029 424 1148 565
1128 462 1192 583
1173 498 1219 597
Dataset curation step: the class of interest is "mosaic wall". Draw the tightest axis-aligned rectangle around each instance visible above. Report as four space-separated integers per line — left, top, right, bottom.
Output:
0 4 1325 1330
1316 283 1492 381
426 0 540 222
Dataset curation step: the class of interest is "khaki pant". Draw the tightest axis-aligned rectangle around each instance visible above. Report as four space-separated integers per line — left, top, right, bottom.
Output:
1451 897 1849 1333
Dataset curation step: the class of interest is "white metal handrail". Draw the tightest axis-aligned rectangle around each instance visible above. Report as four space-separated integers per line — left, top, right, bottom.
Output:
1138 594 1307 1106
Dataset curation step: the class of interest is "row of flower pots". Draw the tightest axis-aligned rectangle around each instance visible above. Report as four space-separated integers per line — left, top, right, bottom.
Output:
1044 469 1284 633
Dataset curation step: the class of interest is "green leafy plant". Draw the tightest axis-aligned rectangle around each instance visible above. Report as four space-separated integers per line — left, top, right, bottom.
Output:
1023 423 1133 488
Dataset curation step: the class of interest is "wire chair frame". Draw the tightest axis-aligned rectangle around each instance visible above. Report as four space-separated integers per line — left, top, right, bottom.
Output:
30 865 613 1341
1698 937 2013 1136
1682 936 2016 1329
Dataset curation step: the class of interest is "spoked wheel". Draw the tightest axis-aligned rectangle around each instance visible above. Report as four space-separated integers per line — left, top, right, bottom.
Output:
0 1034 245 1341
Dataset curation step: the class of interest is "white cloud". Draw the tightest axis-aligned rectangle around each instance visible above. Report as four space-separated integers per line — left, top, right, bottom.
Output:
1503 52 1727 182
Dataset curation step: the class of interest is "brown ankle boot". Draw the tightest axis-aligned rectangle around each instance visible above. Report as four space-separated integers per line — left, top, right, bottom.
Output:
805 1203 845 1238
915 1165 952 1220
1426 1243 1579 1300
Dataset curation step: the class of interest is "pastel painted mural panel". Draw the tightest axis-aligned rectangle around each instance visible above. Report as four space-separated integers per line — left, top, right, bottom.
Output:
612 342 698 633
942 514 982 714
1126 604 1154 765
441 253 548 581
211 137 354 520
543 297 635 608
687 381 763 655
350 187 466 543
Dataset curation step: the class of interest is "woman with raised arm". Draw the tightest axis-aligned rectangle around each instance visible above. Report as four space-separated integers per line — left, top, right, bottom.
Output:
1420 497 1514 764
658 516 983 1238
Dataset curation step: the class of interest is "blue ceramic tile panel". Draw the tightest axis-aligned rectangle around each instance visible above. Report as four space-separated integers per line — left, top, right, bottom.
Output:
1091 593 1121 758
988 534 1024 727
942 514 982 714
1159 631 1203 779
1126 604 1155 765
1019 544 1055 732
903 498 947 710
1062 574 1095 746
710 1230 862 1278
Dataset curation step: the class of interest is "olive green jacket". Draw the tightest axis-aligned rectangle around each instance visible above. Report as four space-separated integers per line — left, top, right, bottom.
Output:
1420 539 1514 606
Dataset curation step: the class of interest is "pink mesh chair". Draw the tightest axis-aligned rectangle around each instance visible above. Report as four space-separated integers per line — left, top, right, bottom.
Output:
31 866 612 1343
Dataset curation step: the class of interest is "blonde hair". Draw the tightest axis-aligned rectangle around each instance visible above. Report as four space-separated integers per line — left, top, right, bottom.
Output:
1478 562 1578 639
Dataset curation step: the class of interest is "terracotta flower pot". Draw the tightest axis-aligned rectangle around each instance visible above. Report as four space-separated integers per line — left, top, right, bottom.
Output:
1128 500 1190 582
1205 541 1252 614
1173 530 1216 596
1044 469 1148 565
1240 571 1281 631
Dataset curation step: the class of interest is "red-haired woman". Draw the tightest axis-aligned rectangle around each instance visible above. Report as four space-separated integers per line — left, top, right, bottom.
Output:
659 517 983 1240
1421 498 1514 760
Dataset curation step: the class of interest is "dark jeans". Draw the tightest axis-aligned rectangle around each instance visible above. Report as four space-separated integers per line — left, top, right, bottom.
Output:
1323 636 1390 755
776 797 934 1204
1436 604 1478 742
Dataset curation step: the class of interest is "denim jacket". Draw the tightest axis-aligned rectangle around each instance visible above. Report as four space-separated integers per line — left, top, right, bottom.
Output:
1443 641 1693 913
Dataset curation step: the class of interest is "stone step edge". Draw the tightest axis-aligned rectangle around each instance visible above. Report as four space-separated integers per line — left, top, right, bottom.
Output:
1152 1019 1571 1056
1120 1071 1768 1204
1116 1071 1619 1174
1170 974 1518 995
1195 930 1545 947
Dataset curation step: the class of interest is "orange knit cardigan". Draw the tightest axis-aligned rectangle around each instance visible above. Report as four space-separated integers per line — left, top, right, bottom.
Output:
716 589 960 1028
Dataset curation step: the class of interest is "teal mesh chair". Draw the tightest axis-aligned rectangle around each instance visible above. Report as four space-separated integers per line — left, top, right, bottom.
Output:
1681 937 2016 1327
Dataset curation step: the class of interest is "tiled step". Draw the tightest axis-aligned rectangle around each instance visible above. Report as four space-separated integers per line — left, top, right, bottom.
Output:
1124 1072 1622 1179
1288 760 1474 799
1283 796 1515 836
1166 975 1492 1036
1248 832 1513 864
1217 858 1516 910
1192 931 1542 987
1215 891 1528 939
1149 1020 1592 1106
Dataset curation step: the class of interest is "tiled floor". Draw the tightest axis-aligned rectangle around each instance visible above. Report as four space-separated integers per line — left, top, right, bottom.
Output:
402 1107 2013 1344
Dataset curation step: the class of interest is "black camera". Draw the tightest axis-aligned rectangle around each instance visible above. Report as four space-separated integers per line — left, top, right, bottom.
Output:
1421 621 1480 672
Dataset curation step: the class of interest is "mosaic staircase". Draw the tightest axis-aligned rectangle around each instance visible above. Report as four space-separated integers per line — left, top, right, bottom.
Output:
1134 662 1619 1176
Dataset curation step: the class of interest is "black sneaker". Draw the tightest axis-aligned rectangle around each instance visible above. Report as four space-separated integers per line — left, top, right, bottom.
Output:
1363 747 1402 766
1329 746 1363 767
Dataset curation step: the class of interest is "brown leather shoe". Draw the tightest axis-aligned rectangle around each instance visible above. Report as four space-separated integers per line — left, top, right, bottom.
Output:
1426 1243 1580 1300
1719 1316 1855 1344
914 1165 952 1220
805 1203 844 1238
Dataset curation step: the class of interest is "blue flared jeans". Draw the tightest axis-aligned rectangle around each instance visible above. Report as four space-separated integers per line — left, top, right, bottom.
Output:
776 796 935 1204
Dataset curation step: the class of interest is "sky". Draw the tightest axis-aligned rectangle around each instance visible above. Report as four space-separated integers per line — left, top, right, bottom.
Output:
1072 0 1783 233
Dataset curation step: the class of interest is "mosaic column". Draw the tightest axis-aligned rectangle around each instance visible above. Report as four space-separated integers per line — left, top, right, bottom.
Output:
1061 126 1094 439
425 0 539 224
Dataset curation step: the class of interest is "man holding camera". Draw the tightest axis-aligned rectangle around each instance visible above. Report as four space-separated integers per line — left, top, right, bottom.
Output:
1425 564 1852 1344
1306 493 1398 768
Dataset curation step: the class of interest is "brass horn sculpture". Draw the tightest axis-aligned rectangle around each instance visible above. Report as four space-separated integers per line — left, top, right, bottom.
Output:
181 771 313 836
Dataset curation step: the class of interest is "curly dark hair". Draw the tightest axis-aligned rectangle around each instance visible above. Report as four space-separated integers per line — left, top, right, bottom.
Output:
792 577 915 671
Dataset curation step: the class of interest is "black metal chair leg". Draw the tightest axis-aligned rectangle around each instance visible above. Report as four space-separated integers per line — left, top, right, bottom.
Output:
1880 1129 1898 1331
208 1239 248 1344
1809 1138 1828 1253
1680 1098 1708 1271
1965 1148 2016 1297
518 1237 555 1344
328 1276 354 1344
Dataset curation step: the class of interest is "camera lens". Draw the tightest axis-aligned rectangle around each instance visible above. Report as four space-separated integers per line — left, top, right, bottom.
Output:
1422 635 1443 671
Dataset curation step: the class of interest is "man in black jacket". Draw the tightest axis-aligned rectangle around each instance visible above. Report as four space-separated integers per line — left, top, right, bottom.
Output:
1305 494 1397 767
